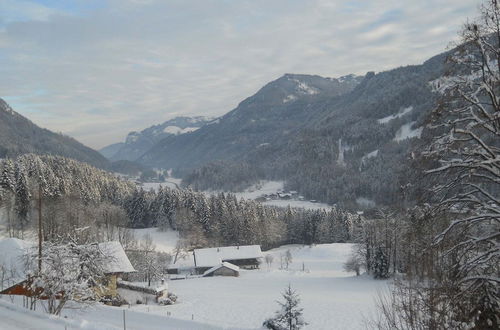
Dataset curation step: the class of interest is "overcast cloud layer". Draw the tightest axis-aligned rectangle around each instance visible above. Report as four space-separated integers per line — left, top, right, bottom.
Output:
0 0 479 149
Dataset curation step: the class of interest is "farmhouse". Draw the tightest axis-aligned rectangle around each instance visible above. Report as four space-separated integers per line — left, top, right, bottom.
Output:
193 245 263 274
0 238 135 299
167 245 263 275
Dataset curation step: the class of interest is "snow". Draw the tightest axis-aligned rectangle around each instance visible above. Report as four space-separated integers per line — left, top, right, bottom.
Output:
232 181 285 200
141 177 182 191
0 239 135 290
129 227 179 253
290 78 319 95
165 243 388 329
262 199 331 210
168 252 195 271
337 138 351 166
203 262 240 276
194 245 263 268
0 243 387 329
0 296 230 330
356 197 376 208
163 126 199 135
98 241 136 274
207 118 220 125
361 149 379 165
377 106 413 124
393 121 423 141
0 238 33 289
283 94 298 103
228 180 332 210
364 149 379 159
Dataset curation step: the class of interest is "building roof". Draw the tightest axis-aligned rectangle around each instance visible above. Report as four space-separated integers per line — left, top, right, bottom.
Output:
98 241 136 274
0 238 134 291
0 238 33 289
202 262 240 277
167 252 195 270
194 245 263 268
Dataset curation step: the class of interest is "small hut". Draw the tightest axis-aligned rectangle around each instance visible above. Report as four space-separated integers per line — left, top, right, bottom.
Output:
202 262 239 277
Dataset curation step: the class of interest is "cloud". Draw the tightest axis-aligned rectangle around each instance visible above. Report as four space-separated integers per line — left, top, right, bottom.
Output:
0 0 479 149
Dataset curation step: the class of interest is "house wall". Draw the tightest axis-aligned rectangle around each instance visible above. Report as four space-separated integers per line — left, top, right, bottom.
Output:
213 267 239 277
225 258 260 269
95 274 118 298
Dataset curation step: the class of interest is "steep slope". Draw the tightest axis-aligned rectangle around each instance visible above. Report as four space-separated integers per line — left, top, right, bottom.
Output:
139 74 363 169
177 51 447 208
0 98 109 169
101 116 214 161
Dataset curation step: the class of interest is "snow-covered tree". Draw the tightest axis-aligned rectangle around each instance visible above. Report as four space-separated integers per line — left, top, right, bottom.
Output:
343 246 364 276
263 284 307 330
424 0 500 327
26 241 110 315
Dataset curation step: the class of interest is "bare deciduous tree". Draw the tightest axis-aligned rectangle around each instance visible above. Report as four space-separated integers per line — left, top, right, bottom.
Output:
423 0 500 327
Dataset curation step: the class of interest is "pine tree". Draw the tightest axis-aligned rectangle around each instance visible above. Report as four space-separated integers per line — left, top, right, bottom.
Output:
264 285 307 330
373 247 389 279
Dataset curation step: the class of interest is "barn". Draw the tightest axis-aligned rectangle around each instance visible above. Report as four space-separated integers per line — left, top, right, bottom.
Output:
193 245 263 274
202 262 239 277
167 245 264 275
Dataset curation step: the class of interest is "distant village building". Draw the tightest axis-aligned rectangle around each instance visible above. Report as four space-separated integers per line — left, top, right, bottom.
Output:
167 245 263 275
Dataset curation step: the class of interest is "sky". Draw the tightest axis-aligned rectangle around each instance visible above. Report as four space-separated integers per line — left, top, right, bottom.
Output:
0 0 480 149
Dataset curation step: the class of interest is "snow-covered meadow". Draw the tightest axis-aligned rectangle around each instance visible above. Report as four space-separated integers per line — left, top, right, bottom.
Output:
162 243 387 329
0 241 387 330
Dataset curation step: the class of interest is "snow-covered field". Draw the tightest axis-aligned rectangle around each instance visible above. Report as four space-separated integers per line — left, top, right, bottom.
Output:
162 243 386 329
141 178 182 192
230 181 332 210
262 199 331 210
140 179 333 211
130 227 179 253
0 243 386 329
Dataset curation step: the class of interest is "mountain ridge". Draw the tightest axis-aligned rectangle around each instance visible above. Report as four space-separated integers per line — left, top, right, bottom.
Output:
0 98 109 169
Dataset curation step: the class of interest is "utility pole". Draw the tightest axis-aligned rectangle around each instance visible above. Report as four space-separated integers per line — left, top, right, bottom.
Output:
38 184 42 272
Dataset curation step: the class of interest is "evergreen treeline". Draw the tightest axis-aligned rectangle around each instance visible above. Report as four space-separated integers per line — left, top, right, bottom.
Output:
0 154 360 250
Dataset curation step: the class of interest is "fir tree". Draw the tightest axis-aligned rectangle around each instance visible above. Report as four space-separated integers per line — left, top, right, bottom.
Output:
373 247 389 279
264 284 307 330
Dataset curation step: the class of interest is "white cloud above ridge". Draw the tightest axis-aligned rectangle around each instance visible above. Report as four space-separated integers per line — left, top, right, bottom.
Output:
0 0 479 149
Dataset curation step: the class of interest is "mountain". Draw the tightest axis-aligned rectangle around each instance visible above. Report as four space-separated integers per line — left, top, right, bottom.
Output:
0 98 109 169
137 52 448 209
100 116 214 162
138 74 363 169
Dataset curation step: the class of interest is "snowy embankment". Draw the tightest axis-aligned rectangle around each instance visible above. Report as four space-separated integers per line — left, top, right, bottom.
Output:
0 296 229 330
161 243 387 329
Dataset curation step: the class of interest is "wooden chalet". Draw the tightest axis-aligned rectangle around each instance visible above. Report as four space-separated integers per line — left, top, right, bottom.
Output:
0 238 135 299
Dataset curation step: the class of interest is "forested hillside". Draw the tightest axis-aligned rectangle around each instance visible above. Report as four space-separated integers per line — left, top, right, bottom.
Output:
0 99 109 169
139 74 362 169
0 154 360 250
179 52 447 208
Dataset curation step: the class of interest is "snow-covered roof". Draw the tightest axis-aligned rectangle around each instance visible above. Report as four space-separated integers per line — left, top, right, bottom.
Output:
0 238 34 289
98 241 135 274
194 245 263 268
202 262 240 276
0 239 134 289
167 252 195 270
